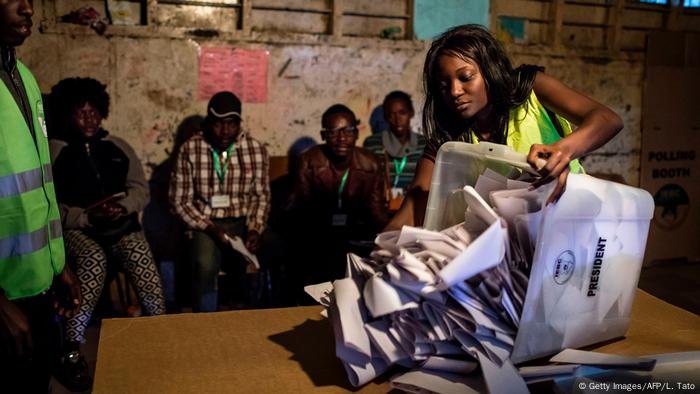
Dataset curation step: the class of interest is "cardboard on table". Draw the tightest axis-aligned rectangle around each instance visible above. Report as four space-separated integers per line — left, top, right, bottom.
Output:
94 290 700 393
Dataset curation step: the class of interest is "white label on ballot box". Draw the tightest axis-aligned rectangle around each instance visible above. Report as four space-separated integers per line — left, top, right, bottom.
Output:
210 194 231 209
332 214 348 226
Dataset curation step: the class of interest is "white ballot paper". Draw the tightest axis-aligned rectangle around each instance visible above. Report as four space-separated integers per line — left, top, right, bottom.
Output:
391 369 483 394
550 348 656 370
553 352 700 393
477 351 529 394
437 187 506 290
422 356 478 374
363 275 419 318
474 168 508 201
311 159 653 393
303 282 333 307
518 363 579 384
225 235 260 270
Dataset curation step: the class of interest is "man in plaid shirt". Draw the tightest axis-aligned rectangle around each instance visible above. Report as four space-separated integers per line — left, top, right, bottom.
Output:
170 91 270 312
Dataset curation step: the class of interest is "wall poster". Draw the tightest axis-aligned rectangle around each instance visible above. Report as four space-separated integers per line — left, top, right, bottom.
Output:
198 47 269 103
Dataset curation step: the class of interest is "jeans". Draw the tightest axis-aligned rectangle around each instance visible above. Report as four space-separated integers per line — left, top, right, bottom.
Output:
190 217 246 312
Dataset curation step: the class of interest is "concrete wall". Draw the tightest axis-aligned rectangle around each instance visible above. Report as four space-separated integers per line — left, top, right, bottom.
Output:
16 0 679 186
20 32 427 172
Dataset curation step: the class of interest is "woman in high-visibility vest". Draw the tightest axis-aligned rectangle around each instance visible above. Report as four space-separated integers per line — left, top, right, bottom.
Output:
386 24 623 231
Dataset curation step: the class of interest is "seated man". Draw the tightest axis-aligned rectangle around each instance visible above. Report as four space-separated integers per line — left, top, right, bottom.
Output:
290 104 387 284
170 91 270 312
363 91 425 212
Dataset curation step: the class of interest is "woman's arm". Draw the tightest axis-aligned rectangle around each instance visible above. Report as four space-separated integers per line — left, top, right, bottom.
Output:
529 72 623 203
383 157 434 231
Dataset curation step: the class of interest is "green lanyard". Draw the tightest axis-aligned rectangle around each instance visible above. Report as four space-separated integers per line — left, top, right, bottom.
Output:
337 169 349 209
392 156 408 188
212 144 235 185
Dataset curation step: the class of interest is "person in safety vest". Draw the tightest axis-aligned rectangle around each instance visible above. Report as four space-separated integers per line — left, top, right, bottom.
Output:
0 0 81 391
384 24 624 231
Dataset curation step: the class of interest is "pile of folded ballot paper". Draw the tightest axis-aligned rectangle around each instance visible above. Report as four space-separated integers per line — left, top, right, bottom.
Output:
306 158 655 393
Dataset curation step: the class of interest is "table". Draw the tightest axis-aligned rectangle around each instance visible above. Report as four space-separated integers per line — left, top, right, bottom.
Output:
93 289 700 393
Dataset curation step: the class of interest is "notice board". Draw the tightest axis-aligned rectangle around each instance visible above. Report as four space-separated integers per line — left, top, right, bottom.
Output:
413 0 489 40
640 32 700 264
198 47 269 103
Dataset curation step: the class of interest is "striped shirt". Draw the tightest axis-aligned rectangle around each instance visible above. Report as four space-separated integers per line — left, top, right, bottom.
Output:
170 131 270 233
363 130 426 191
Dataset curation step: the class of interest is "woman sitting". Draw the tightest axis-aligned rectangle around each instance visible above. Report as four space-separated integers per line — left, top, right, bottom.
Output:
48 77 165 390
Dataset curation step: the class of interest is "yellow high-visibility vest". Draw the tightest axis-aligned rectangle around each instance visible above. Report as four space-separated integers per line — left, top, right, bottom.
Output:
0 61 65 300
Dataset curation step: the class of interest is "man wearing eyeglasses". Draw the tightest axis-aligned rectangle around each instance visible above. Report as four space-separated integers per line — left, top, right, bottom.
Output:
290 104 387 284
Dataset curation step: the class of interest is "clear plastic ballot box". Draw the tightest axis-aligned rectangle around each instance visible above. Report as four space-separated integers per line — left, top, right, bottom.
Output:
424 142 655 363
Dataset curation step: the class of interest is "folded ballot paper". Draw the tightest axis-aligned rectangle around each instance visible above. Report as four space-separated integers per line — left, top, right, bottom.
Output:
307 142 654 393
224 235 260 272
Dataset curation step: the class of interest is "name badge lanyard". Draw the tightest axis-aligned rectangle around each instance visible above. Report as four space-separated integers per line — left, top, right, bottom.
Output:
337 169 349 209
392 156 408 188
212 143 235 192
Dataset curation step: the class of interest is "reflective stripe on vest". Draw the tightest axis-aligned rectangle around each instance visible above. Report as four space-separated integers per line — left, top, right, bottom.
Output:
49 218 63 239
0 163 52 198
0 220 61 260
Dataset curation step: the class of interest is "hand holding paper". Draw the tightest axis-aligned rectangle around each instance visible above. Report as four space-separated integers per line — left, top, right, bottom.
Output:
224 234 260 271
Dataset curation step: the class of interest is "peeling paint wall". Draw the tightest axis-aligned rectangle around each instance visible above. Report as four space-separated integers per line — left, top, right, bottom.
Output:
20 34 427 173
18 2 645 186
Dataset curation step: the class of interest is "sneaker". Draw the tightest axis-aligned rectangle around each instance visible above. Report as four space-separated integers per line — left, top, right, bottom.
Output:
54 350 92 392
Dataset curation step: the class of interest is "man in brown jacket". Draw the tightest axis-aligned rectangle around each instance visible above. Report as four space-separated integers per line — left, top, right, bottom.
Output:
291 104 387 284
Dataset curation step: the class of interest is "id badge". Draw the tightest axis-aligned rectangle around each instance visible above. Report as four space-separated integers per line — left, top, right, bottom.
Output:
389 196 404 211
210 194 231 209
389 187 405 211
331 213 348 226
390 187 404 199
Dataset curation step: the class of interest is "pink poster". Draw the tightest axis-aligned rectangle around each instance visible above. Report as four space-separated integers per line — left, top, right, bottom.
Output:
198 47 269 103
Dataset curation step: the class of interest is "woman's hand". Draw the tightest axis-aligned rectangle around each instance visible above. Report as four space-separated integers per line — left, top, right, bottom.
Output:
527 142 573 205
101 202 126 221
528 71 624 205
88 202 125 224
